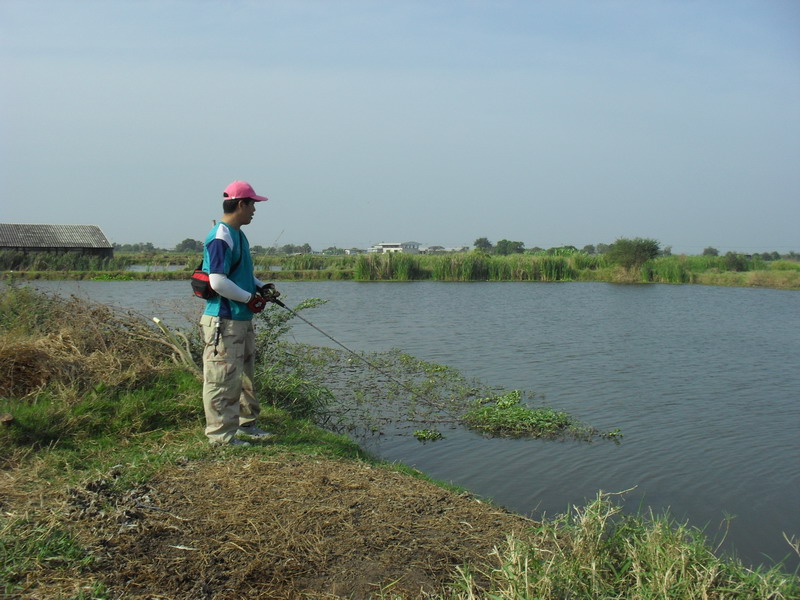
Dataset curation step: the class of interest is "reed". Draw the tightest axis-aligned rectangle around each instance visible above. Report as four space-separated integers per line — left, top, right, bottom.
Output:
430 252 490 281
358 252 592 282
450 490 799 599
641 255 790 285
0 250 138 272
254 254 359 272
355 253 430 280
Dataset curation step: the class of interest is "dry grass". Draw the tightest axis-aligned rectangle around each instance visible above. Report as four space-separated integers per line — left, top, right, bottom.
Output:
0 286 182 398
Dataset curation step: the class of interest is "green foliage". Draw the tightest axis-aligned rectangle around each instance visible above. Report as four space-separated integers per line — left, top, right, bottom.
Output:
0 250 134 272
174 238 203 252
431 252 490 281
280 243 313 255
1 370 202 450
546 245 580 256
494 239 525 255
463 390 576 437
256 365 336 421
255 297 328 345
354 252 605 282
725 251 751 272
413 429 444 442
254 297 336 421
771 260 800 271
1 517 95 596
355 252 430 280
473 237 493 251
0 283 60 335
113 242 158 252
452 490 799 599
606 237 661 270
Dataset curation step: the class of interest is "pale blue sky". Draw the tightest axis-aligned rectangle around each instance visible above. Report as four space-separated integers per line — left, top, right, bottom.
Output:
2 1 798 253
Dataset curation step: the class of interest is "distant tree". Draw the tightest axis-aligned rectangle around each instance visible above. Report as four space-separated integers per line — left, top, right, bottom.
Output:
546 245 578 256
322 246 345 255
526 246 545 254
251 245 267 255
473 237 493 252
280 243 313 255
606 238 660 270
495 240 525 255
595 243 611 254
113 242 158 253
702 247 719 256
582 244 596 255
661 246 672 257
724 251 748 272
175 238 203 253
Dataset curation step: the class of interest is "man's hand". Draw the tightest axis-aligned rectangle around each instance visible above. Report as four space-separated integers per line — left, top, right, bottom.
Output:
258 283 280 300
246 294 268 313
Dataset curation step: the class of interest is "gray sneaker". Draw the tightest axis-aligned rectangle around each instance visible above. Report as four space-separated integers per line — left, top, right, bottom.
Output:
228 438 251 447
236 425 273 439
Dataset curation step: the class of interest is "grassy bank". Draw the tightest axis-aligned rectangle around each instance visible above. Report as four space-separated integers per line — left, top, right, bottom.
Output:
3 250 799 289
1 285 798 598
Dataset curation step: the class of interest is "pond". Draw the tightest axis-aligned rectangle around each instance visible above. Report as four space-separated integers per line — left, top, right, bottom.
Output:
27 279 800 571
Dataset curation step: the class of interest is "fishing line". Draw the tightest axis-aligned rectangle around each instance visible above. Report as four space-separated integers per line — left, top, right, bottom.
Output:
269 298 425 400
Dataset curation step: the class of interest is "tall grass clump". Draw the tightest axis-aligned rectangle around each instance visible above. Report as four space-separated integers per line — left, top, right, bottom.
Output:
0 284 201 450
279 254 328 270
451 491 799 599
355 253 429 280
770 260 800 272
252 297 336 422
642 256 694 284
0 250 136 272
430 252 491 281
539 255 576 281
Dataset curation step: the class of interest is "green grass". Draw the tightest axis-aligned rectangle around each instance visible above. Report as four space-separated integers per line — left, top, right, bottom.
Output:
462 389 621 440
447 491 799 600
1 518 98 598
463 390 573 436
5 250 799 289
0 370 202 450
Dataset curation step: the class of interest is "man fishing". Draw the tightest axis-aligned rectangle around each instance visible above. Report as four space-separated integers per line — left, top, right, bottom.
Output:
199 180 279 446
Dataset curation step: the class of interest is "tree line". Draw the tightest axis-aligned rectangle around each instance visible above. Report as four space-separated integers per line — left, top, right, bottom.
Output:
113 238 798 264
472 237 799 263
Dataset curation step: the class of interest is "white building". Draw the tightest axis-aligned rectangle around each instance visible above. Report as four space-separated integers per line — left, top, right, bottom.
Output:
367 241 421 254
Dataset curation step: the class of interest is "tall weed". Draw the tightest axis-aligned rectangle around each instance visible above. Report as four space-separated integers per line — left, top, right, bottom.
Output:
451 491 799 599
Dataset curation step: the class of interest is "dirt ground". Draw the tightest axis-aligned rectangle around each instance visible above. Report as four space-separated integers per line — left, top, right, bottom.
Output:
44 453 538 599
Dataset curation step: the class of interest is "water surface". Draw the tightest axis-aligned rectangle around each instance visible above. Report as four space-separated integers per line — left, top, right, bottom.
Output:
29 280 800 570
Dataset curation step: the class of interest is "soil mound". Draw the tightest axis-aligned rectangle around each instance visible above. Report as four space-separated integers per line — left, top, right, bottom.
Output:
66 454 536 599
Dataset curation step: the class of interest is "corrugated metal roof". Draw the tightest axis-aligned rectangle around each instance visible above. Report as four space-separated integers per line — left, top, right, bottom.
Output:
0 224 113 249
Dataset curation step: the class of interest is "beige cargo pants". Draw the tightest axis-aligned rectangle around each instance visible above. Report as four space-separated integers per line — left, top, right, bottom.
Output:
200 314 260 444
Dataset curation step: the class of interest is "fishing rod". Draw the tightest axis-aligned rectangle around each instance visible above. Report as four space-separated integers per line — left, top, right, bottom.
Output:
267 296 424 401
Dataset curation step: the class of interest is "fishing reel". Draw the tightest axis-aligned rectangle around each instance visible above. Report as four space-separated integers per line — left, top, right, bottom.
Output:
258 283 281 302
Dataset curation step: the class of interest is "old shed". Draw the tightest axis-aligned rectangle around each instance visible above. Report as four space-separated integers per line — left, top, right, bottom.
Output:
0 224 114 258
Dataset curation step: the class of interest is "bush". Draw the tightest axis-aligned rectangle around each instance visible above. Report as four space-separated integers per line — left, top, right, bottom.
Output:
606 238 660 270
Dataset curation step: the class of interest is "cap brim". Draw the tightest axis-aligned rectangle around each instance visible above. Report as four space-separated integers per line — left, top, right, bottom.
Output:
252 194 269 202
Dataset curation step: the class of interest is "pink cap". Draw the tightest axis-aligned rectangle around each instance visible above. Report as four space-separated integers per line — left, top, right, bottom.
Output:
223 180 268 202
